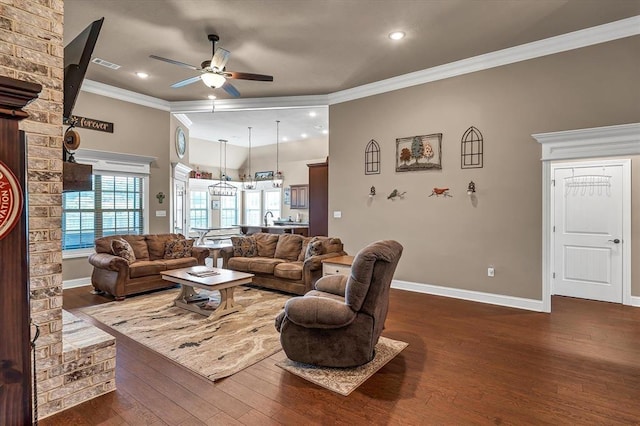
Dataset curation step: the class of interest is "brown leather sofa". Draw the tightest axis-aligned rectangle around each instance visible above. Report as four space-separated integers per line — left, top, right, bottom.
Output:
220 233 346 295
88 233 209 300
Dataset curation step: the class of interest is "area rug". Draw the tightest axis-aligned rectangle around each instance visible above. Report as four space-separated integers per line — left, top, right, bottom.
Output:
81 286 290 381
275 336 408 396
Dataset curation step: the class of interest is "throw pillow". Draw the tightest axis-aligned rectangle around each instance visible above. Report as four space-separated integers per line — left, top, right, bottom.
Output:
111 238 136 264
304 236 324 260
231 236 257 257
163 238 195 259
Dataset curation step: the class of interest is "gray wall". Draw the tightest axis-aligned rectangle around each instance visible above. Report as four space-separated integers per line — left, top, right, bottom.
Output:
63 91 171 281
328 36 640 300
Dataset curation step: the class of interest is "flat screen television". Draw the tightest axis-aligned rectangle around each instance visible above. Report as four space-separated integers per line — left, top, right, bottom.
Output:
64 17 104 121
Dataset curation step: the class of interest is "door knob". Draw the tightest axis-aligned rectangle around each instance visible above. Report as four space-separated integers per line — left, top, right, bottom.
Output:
608 239 621 244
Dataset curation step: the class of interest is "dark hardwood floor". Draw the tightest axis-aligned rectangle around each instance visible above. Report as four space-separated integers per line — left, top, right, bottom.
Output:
40 287 640 425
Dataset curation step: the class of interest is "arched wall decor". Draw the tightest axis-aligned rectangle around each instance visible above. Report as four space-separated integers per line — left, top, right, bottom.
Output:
461 126 483 169
365 139 380 175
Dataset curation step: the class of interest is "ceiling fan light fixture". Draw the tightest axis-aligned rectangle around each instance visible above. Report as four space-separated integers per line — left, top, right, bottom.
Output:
201 72 226 88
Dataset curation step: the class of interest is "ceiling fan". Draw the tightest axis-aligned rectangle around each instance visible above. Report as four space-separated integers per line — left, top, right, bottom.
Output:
149 34 273 97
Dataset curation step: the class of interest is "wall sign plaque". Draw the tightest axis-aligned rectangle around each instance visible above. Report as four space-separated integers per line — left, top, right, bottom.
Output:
66 115 114 133
0 161 23 240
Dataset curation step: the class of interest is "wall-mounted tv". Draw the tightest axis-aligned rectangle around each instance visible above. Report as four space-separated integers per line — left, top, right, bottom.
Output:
64 17 104 121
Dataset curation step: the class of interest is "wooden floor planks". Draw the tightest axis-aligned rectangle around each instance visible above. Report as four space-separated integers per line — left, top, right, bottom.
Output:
38 287 640 425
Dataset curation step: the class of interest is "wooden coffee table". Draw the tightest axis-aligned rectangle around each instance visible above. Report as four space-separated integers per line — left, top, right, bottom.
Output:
160 266 254 320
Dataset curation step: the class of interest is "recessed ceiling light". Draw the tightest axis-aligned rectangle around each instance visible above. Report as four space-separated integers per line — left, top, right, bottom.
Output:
322 129 328 135
309 111 317 117
135 72 149 79
301 133 308 138
208 95 216 100
388 31 405 41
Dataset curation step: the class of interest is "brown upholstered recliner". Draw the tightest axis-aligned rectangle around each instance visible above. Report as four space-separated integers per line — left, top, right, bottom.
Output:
275 240 403 367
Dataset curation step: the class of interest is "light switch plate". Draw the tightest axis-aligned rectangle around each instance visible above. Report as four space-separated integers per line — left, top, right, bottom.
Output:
333 211 342 218
155 210 166 217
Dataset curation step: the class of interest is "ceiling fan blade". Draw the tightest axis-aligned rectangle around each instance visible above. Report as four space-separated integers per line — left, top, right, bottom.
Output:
149 55 199 70
222 81 240 97
211 48 231 70
171 75 202 88
225 71 273 82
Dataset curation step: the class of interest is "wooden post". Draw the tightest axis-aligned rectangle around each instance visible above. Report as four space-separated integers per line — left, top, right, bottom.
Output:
0 76 42 425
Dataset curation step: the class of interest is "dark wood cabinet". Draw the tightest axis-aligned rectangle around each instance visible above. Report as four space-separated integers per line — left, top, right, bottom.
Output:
289 184 308 209
307 160 328 237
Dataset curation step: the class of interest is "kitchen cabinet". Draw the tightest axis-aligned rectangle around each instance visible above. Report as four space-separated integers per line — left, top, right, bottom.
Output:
308 160 328 237
290 184 308 209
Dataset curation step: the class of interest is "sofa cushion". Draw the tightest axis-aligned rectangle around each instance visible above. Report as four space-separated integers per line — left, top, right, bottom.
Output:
305 237 325 259
147 234 185 260
122 235 149 260
228 257 253 272
274 262 303 280
298 236 313 261
231 236 257 257
164 239 194 259
129 260 167 278
253 233 279 257
249 257 285 274
274 234 303 261
162 257 198 269
111 238 136 264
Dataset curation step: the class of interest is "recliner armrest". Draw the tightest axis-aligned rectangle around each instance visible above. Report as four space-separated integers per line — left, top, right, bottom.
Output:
88 253 129 272
284 296 356 329
314 274 347 297
220 246 234 268
303 252 345 271
190 246 209 265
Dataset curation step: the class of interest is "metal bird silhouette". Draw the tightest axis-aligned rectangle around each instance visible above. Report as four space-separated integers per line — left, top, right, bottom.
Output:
387 189 406 200
429 187 452 197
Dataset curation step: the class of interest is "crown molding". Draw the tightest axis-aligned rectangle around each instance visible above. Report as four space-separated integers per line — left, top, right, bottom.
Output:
170 95 328 114
533 123 640 161
173 113 192 128
328 15 640 105
81 16 639 111
81 79 170 111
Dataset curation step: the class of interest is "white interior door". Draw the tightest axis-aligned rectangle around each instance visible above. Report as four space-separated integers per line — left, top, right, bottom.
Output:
552 162 624 302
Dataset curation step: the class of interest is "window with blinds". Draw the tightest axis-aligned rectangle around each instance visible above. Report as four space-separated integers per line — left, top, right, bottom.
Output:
189 190 209 228
62 174 144 250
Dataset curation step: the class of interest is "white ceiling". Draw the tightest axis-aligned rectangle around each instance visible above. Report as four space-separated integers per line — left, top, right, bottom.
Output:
64 0 640 145
186 107 328 148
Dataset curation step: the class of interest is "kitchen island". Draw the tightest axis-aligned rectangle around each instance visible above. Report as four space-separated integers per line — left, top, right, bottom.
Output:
235 224 309 237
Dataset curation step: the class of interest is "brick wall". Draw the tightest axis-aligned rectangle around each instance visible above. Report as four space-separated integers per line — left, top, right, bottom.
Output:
1 0 115 419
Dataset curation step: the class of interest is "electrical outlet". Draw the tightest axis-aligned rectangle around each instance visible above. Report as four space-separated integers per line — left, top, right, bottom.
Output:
487 267 495 277
333 211 342 218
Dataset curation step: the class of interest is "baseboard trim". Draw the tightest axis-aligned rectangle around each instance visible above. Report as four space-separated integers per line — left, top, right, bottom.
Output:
630 296 640 307
63 277 92 289
391 280 544 312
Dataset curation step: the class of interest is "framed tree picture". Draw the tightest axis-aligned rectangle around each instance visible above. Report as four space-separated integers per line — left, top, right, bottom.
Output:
396 133 442 172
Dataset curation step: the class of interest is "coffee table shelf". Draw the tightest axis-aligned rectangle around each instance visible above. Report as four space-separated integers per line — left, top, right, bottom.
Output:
161 266 254 320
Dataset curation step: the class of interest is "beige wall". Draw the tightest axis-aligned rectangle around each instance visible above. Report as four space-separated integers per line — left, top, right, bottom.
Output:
329 36 640 300
62 91 171 281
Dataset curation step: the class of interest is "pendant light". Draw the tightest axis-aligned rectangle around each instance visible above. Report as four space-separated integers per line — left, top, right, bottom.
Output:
242 127 256 190
208 139 237 196
272 120 284 188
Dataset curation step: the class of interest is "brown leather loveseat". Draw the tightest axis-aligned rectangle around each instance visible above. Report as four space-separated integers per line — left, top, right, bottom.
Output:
88 233 209 300
220 233 346 295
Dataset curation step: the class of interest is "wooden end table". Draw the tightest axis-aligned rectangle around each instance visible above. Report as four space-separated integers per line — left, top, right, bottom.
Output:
161 266 253 320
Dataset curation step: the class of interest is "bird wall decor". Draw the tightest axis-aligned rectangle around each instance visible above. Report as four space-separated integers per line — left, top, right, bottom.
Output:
387 189 406 200
429 187 452 197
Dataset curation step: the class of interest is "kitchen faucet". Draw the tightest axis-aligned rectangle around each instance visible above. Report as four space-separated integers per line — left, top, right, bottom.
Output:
264 210 274 227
